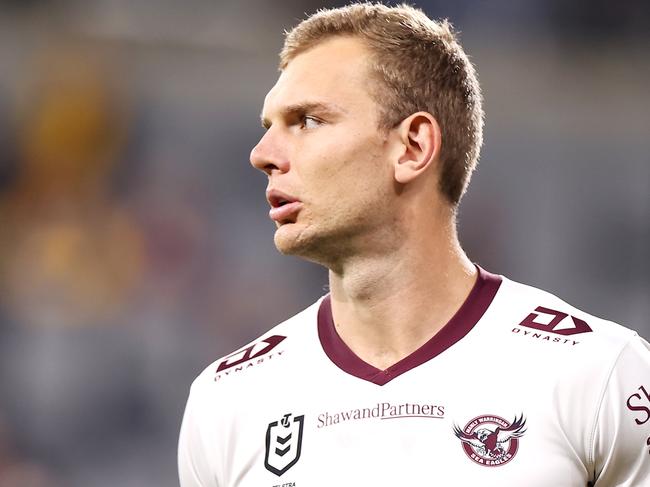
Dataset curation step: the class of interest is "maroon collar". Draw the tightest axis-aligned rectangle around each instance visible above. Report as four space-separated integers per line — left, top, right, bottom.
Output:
317 266 502 386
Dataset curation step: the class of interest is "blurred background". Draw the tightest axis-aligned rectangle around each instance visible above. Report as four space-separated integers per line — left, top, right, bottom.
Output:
0 0 647 485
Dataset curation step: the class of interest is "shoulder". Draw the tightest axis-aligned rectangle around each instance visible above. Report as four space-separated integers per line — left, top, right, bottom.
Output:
495 274 640 352
490 274 650 464
490 270 650 377
483 272 647 397
188 296 325 398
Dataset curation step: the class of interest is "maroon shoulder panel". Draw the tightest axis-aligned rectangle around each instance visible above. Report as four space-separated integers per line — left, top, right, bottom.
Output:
317 266 502 386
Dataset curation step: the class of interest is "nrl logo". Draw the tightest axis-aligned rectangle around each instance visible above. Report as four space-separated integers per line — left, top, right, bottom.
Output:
264 413 304 476
453 414 526 467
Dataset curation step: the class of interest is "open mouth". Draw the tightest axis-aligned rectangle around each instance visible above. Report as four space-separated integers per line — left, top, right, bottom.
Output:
269 200 302 224
266 189 302 223
268 192 298 209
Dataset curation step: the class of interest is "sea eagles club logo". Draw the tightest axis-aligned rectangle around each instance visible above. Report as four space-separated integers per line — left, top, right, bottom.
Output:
264 413 304 476
453 414 526 467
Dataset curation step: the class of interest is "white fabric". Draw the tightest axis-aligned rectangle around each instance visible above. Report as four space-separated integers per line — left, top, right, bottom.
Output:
179 273 650 486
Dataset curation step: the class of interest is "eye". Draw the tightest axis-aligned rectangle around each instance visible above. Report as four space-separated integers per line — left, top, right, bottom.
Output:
301 116 322 130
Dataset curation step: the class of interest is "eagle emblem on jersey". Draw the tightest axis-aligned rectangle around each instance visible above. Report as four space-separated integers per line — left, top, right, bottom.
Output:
264 413 304 476
453 414 526 467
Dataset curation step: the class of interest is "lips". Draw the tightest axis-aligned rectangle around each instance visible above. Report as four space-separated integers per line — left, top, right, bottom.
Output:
266 189 303 223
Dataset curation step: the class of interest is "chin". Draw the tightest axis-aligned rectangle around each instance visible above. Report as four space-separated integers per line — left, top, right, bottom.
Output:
274 223 350 270
273 223 322 260
274 223 306 255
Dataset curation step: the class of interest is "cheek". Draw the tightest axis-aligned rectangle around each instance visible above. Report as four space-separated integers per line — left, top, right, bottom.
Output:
293 130 392 209
310 133 387 177
341 140 392 194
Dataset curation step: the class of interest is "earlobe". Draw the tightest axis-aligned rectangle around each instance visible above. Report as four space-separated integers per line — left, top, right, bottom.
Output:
394 112 441 184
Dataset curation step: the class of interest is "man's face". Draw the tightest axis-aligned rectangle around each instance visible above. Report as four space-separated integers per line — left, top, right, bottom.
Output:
250 37 399 265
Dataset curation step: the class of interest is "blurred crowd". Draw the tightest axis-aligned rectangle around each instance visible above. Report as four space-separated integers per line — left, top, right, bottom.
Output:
0 1 648 485
0 44 322 486
0 47 215 485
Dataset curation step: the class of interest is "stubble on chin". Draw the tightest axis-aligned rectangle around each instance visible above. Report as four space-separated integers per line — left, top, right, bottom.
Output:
273 223 318 258
273 220 364 271
272 223 336 267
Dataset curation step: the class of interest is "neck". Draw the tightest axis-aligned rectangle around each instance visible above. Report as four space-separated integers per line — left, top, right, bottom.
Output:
327 214 476 370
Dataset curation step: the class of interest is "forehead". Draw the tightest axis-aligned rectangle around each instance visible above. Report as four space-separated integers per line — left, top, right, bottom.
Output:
263 37 376 116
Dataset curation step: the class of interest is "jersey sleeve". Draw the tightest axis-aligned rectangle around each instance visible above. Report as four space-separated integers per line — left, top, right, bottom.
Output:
592 334 650 486
178 383 217 487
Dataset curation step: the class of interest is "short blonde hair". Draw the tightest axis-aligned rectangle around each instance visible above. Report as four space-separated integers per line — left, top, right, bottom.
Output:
280 2 484 206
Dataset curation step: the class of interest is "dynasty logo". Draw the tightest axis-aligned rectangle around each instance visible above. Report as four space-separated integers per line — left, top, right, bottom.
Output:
214 335 286 381
511 307 592 347
264 413 304 477
518 307 592 336
453 414 527 467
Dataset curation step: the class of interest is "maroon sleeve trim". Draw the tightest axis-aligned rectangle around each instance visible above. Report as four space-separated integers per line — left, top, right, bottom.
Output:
317 265 502 386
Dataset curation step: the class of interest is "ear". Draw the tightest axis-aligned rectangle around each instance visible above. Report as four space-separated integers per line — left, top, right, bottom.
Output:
394 112 442 184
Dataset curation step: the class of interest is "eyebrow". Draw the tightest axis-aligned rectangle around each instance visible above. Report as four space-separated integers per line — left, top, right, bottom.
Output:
260 101 347 129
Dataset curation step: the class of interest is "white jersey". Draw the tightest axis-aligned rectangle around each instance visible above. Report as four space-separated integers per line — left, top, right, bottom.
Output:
179 267 650 486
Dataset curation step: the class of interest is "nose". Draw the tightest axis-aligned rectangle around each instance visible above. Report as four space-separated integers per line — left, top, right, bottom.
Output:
250 129 290 176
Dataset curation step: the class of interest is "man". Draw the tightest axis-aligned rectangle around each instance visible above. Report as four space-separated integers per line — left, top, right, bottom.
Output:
179 3 650 486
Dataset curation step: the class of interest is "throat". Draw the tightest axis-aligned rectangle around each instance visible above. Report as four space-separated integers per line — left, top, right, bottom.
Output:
331 298 456 370
327 262 479 370
318 267 501 385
